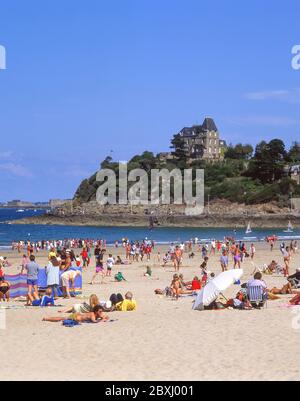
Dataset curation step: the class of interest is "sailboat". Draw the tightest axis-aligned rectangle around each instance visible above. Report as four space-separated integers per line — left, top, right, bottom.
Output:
245 222 252 235
284 220 294 233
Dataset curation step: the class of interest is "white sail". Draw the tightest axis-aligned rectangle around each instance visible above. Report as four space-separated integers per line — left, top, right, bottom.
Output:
246 222 252 234
284 221 294 233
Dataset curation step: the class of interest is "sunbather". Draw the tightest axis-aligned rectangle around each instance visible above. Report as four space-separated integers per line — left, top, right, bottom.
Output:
269 282 293 295
58 294 100 314
289 294 300 306
43 305 109 323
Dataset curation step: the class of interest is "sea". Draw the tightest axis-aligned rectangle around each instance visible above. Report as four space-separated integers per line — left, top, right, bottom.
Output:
0 208 299 249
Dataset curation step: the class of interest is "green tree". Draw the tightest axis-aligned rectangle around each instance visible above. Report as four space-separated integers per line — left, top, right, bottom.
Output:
170 134 188 164
225 143 253 160
246 139 286 184
288 141 300 163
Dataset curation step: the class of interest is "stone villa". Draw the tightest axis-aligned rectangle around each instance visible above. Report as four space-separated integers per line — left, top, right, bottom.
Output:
178 117 227 161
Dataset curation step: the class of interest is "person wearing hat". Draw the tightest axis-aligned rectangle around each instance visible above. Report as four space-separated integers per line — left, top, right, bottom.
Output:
60 270 82 299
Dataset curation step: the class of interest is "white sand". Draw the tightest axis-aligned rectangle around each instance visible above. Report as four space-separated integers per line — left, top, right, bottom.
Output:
0 243 300 381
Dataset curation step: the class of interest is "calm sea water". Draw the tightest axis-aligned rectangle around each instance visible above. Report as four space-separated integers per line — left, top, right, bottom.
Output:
0 208 299 248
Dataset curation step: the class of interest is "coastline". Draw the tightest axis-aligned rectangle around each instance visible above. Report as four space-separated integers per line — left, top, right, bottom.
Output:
9 212 300 228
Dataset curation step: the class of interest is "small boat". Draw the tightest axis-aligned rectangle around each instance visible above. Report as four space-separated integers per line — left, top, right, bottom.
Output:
16 209 25 213
245 222 252 235
284 221 294 233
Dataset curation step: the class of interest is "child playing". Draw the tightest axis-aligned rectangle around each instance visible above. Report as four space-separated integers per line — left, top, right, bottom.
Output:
106 254 115 277
32 288 55 307
90 257 105 285
171 274 181 300
144 266 152 277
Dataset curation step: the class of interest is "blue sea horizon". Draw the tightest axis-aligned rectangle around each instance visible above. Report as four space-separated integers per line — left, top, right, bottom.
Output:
0 209 299 248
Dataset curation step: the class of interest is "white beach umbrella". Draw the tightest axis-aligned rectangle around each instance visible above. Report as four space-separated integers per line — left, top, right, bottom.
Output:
193 269 244 311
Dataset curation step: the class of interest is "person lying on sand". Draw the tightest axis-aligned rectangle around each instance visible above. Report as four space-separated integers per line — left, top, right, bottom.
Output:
58 294 100 314
269 282 293 295
115 292 137 311
289 294 300 306
43 305 109 323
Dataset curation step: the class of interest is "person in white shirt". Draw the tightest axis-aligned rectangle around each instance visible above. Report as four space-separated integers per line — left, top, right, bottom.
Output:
106 254 115 277
250 243 256 260
210 240 216 255
61 270 82 299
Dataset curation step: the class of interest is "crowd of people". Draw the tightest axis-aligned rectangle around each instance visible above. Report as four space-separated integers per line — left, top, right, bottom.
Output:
11 239 108 254
0 235 299 323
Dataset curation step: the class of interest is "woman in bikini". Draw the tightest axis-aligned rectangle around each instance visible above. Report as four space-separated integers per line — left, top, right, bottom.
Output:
43 305 109 323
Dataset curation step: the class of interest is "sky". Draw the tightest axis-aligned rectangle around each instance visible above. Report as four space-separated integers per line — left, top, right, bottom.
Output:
0 0 300 202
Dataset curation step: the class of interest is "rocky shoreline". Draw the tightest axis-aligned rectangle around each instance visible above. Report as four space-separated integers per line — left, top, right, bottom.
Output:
8 200 300 228
10 212 300 228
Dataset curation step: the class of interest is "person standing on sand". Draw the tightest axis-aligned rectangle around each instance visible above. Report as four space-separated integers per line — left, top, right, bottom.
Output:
90 256 105 285
210 240 216 255
46 257 60 298
250 243 256 261
106 254 115 277
21 254 40 306
282 246 291 277
220 251 229 272
174 246 182 272
233 246 242 269
81 247 88 268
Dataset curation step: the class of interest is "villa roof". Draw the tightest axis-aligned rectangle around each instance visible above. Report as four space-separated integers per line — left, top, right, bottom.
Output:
202 117 218 132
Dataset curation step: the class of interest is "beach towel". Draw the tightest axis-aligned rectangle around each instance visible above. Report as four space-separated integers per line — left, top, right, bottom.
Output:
62 319 80 327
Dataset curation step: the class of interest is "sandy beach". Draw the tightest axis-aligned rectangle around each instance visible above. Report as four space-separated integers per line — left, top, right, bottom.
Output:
0 242 300 381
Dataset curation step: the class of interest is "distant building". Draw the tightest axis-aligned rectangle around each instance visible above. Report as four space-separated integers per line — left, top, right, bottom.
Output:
289 165 300 185
177 117 227 161
7 200 34 208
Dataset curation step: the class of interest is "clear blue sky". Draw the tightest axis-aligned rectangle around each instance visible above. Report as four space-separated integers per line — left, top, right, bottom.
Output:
0 0 300 202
